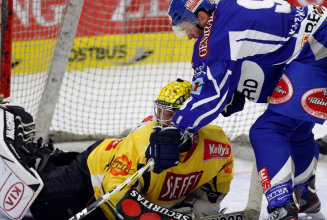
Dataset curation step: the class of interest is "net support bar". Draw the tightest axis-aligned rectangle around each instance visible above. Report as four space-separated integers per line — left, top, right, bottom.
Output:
35 0 85 142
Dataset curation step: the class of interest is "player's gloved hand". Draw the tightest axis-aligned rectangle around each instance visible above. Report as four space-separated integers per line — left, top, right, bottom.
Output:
145 126 181 174
0 102 37 158
0 102 55 173
221 91 245 117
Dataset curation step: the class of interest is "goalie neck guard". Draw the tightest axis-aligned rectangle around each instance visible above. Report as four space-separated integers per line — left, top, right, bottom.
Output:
154 79 192 127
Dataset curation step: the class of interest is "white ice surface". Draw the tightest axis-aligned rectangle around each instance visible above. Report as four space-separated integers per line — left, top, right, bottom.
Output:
1 122 327 220
0 157 326 220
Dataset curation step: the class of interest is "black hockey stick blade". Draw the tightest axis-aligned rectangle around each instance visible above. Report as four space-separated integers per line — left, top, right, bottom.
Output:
194 161 262 220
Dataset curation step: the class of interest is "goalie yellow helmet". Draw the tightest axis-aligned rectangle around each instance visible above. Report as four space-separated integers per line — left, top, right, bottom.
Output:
155 78 192 109
154 79 192 127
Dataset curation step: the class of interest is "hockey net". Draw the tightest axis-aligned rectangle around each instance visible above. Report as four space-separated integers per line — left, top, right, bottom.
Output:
6 0 316 143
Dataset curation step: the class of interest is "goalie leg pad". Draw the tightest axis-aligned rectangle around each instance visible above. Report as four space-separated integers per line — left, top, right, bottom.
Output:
0 105 43 220
116 189 191 220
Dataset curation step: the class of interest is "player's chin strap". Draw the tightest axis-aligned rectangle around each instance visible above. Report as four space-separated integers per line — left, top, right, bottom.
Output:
68 159 155 220
196 24 204 30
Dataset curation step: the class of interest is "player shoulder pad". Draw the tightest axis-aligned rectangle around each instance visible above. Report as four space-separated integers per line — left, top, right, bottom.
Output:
199 124 230 144
126 115 156 138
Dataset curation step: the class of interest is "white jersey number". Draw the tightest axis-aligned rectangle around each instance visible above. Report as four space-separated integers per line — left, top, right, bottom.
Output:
237 0 291 13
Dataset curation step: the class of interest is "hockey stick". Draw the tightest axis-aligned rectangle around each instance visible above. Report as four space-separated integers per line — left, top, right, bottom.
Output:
194 161 263 220
68 158 155 220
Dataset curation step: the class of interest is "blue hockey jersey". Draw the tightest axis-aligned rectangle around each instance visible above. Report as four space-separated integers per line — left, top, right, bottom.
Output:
172 0 327 134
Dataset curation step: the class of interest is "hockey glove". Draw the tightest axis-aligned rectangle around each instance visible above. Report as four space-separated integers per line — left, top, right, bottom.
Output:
0 102 54 172
145 126 181 174
0 103 37 163
221 91 246 117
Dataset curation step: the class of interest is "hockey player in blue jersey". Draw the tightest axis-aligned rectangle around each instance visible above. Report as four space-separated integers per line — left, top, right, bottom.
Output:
145 0 327 219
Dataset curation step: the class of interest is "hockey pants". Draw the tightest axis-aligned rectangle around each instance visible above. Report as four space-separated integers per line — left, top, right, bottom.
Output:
249 109 319 210
30 141 107 220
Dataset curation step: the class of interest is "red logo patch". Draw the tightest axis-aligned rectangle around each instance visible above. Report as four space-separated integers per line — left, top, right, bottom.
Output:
158 171 203 201
193 82 200 91
142 115 154 123
110 155 135 176
4 182 24 211
198 11 215 58
269 74 293 105
203 139 231 161
301 87 327 120
258 167 271 193
185 0 203 12
223 157 234 174
106 139 122 151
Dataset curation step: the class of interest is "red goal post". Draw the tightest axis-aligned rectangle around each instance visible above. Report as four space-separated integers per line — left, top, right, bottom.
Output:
0 0 13 99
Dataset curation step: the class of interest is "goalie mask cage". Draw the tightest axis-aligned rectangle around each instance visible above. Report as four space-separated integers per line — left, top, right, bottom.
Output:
6 0 269 143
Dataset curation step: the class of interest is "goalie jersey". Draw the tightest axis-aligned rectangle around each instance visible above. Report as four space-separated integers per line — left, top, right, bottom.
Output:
172 0 327 133
87 118 234 219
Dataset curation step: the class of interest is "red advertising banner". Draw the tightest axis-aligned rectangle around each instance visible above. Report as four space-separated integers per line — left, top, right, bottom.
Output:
11 0 327 41
293 0 326 7
12 0 171 40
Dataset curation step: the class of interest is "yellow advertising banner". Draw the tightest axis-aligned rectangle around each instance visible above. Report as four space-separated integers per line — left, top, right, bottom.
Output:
11 32 194 74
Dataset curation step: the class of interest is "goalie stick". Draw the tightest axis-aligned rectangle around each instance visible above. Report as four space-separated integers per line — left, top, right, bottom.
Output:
194 161 262 220
68 158 155 220
69 159 262 220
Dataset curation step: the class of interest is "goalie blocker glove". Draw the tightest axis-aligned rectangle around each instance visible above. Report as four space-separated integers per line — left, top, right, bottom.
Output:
145 126 181 174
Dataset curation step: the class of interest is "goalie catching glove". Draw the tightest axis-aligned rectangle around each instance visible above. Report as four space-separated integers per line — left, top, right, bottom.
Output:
145 126 181 174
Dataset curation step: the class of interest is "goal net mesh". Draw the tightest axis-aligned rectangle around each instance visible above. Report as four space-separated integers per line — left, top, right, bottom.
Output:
10 0 267 143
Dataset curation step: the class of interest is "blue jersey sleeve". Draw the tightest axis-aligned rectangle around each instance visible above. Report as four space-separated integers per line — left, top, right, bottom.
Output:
172 60 233 134
172 0 327 134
